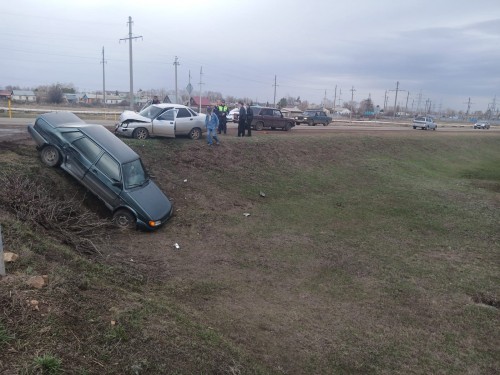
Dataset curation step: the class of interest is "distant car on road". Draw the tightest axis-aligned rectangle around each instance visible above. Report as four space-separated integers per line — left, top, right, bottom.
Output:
27 111 173 230
294 110 331 126
473 121 490 129
413 116 437 130
249 107 295 131
115 103 206 140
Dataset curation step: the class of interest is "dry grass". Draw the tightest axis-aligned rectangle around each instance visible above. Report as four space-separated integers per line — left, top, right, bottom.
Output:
1 130 499 374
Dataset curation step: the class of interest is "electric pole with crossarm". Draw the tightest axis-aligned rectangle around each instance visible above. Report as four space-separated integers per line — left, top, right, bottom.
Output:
120 16 142 110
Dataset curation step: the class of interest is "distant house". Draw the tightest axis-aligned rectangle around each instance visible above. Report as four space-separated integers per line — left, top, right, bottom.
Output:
82 93 103 104
11 90 36 103
0 90 11 101
104 95 124 105
64 93 79 104
188 96 213 110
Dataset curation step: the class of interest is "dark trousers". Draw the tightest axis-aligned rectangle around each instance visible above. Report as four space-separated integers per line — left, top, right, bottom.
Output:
218 118 227 134
237 120 246 137
246 120 252 136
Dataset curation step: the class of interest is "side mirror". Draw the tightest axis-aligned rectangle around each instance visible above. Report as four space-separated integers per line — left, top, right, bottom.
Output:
112 181 123 189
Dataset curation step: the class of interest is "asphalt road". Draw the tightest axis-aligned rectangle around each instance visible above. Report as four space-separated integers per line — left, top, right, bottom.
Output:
0 117 497 142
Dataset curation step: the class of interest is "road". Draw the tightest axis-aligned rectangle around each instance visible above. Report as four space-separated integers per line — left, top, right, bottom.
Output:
0 117 498 142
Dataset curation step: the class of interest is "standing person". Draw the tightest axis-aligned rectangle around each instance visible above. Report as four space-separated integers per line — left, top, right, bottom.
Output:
237 101 247 137
213 100 221 133
205 107 220 146
152 96 160 104
245 103 253 136
217 99 229 134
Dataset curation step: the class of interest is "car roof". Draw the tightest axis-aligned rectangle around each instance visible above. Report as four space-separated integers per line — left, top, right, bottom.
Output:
39 112 139 163
152 103 189 109
79 125 139 163
39 111 86 127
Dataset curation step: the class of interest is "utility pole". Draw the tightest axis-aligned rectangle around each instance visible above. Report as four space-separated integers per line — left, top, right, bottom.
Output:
389 81 407 118
464 97 473 117
323 89 327 109
101 47 106 108
384 90 388 112
173 56 180 104
333 85 337 112
337 88 342 107
272 75 278 107
120 16 142 110
199 67 204 113
187 70 192 108
405 91 410 113
349 86 356 122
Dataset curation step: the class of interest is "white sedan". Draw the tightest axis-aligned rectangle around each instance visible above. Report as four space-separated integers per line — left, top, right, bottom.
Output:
115 104 206 140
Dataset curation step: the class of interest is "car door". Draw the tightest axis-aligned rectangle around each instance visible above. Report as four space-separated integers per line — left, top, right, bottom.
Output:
63 135 102 180
82 152 122 209
171 107 195 135
151 108 177 137
273 109 283 128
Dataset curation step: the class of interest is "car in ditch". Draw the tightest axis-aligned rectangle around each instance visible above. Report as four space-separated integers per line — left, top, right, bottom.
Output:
27 111 173 231
412 116 437 130
473 121 490 129
115 103 206 140
294 110 331 126
249 106 295 131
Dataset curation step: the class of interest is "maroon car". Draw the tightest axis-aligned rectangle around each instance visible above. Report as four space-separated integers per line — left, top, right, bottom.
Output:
249 106 295 131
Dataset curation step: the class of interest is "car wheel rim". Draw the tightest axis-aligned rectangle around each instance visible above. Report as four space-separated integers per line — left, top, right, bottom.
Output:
190 129 201 140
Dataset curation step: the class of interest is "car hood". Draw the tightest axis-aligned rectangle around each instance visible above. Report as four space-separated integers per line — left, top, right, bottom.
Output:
119 110 151 124
125 180 172 221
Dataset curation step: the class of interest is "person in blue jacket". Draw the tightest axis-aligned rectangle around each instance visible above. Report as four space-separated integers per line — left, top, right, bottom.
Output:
205 107 220 146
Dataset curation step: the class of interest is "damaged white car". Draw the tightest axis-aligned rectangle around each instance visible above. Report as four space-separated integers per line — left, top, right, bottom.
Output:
115 104 206 140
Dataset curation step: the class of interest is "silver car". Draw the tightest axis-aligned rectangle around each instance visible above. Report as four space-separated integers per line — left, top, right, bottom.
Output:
115 104 206 140
473 121 490 129
413 116 437 130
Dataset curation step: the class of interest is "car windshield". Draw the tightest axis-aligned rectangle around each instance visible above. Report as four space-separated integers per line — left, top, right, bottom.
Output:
415 116 426 121
122 159 148 189
304 111 316 116
138 105 164 120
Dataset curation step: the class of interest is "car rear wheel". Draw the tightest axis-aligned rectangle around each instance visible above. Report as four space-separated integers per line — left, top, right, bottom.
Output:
41 145 61 167
255 122 264 131
113 209 136 229
189 127 202 140
284 123 292 131
133 128 149 140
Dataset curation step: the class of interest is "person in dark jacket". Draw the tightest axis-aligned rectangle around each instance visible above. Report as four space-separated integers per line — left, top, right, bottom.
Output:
237 101 246 137
216 99 228 134
245 104 253 136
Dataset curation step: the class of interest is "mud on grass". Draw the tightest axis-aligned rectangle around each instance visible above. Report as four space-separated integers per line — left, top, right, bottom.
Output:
1 131 500 374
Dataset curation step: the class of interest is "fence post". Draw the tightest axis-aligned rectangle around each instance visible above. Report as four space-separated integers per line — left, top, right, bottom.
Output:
0 225 5 276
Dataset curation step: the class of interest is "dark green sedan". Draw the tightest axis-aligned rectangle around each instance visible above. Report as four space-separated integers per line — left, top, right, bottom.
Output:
28 111 173 230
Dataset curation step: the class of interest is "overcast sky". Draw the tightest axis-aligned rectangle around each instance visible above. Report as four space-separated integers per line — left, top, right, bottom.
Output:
1 0 499 112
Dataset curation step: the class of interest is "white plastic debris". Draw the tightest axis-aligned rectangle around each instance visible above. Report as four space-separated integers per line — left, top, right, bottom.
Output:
183 179 188 183
243 213 251 217
174 243 180 249
259 191 266 197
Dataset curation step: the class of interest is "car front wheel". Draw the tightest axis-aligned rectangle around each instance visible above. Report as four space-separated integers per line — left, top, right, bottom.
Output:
41 145 61 167
113 209 136 229
283 123 292 131
133 128 149 140
255 122 264 131
189 127 202 140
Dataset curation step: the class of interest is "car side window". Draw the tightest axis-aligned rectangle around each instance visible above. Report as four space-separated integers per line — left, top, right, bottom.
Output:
274 110 281 117
96 153 121 182
177 108 191 118
61 131 83 142
262 109 272 116
157 111 175 121
72 137 102 163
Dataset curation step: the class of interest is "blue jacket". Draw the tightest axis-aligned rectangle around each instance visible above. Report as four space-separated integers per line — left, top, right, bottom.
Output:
205 113 219 130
